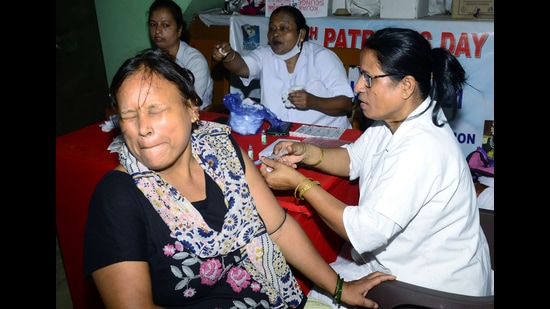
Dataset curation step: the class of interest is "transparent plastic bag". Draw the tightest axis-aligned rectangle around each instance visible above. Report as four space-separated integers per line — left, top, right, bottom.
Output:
223 93 285 135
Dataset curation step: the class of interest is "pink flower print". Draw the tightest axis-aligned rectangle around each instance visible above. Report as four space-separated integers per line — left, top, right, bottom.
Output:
163 244 176 256
250 281 261 292
226 267 251 292
183 287 196 298
200 259 223 286
174 241 183 252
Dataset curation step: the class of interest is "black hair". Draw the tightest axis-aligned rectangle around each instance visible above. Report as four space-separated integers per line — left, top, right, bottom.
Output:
364 27 468 126
270 5 309 41
109 48 202 112
147 0 189 42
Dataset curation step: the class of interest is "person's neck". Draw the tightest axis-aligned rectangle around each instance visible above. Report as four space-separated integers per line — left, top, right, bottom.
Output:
385 98 426 133
164 43 180 59
285 54 299 73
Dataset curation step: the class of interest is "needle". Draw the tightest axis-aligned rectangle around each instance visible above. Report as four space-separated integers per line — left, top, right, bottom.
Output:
253 150 288 165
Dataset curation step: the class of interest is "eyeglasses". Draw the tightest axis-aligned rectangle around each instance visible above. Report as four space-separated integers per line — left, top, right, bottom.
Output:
360 71 402 88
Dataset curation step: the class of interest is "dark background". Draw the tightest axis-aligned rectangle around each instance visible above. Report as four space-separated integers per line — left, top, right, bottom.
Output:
56 0 109 137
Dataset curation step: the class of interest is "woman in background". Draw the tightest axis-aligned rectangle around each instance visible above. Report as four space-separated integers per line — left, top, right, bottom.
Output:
212 6 354 129
148 0 213 110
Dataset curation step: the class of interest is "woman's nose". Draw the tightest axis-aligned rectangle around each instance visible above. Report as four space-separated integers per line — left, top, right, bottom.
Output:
138 117 153 137
354 77 364 92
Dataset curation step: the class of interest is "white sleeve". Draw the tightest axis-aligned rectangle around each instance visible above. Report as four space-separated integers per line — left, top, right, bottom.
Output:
184 51 213 110
175 42 213 110
240 47 265 86
343 205 402 255
309 49 354 98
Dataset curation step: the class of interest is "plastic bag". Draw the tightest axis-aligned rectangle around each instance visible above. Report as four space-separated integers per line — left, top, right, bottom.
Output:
466 147 494 180
237 0 265 15
223 93 286 135
349 0 380 17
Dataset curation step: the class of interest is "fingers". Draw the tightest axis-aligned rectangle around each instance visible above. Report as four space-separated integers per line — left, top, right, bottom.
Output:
288 91 309 109
341 272 397 308
262 157 295 169
360 298 379 309
359 272 396 290
366 271 396 281
212 42 231 61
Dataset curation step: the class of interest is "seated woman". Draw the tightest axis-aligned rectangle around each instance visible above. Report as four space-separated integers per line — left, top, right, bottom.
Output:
147 0 213 111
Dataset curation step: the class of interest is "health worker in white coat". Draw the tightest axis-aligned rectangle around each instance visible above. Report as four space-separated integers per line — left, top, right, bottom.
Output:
257 27 493 308
212 5 354 129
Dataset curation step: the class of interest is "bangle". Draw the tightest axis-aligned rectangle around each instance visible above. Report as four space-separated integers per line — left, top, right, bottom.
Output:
269 208 287 235
298 180 320 200
223 50 236 62
310 148 324 167
294 178 312 200
333 274 344 304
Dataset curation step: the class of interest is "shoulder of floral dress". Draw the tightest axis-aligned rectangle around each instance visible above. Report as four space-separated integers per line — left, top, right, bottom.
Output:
197 120 232 134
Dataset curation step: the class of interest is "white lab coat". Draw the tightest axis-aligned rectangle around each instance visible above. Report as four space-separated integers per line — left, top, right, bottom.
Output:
309 98 493 307
241 42 354 129
175 41 214 111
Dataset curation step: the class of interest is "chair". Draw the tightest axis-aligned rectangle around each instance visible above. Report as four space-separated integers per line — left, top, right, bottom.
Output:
365 209 494 309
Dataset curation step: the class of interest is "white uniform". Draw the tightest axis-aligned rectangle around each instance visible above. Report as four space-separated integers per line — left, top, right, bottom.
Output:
477 176 494 211
175 41 213 111
241 42 354 129
309 98 493 307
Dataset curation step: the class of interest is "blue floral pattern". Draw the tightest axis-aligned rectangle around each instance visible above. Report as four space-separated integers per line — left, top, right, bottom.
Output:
119 121 303 308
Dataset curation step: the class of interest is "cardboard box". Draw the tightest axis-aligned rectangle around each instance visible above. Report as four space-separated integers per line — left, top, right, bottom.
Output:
451 0 494 19
380 0 429 19
265 0 330 18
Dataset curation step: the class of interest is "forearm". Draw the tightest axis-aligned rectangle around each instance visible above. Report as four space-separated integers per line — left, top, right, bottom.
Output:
212 42 249 77
271 214 340 294
302 145 350 177
308 95 353 116
221 50 249 77
295 180 349 240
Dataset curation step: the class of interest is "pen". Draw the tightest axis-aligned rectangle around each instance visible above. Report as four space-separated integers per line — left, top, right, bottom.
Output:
253 150 288 165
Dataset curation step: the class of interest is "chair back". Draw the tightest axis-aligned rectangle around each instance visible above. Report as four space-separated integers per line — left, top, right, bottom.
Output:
479 208 494 270
366 208 494 309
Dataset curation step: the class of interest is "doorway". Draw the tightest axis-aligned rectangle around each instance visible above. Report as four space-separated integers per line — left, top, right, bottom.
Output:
56 0 109 136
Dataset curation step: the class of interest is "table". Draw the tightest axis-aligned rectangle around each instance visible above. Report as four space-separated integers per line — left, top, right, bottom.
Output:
56 111 362 308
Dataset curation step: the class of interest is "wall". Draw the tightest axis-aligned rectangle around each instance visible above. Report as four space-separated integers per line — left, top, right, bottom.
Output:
94 0 223 84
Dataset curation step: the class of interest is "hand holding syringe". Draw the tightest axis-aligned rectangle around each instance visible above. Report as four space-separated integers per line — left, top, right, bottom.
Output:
253 150 289 165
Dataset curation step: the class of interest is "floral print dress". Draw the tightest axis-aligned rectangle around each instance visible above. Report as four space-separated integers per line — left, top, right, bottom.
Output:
84 121 306 309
